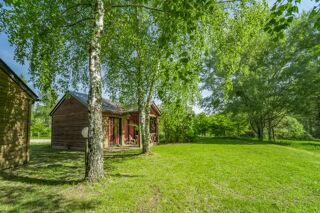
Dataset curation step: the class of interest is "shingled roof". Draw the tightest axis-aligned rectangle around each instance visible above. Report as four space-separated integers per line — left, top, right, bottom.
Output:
49 91 124 115
71 91 124 113
50 91 160 116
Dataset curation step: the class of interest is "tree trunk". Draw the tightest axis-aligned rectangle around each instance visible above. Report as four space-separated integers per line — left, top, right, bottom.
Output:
267 127 272 142
85 0 105 181
138 103 146 151
249 116 263 141
272 127 275 141
256 118 264 142
143 104 151 154
267 117 272 142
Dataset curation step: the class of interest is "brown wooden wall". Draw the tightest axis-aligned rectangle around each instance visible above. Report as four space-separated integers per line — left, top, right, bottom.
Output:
51 99 160 150
102 113 109 148
0 68 32 169
51 97 89 150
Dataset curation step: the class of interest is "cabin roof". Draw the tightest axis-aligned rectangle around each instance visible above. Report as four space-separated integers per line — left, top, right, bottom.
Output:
71 91 123 113
49 91 123 115
0 58 38 101
124 103 161 116
50 91 161 116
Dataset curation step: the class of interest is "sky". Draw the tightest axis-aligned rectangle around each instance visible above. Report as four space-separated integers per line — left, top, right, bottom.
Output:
0 0 317 106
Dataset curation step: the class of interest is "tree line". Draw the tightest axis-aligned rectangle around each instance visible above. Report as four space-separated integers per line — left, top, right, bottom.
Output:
160 112 313 143
159 6 319 142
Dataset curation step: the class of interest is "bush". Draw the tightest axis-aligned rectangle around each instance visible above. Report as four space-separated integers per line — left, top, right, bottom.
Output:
275 116 312 140
194 113 250 137
159 104 196 143
31 118 51 138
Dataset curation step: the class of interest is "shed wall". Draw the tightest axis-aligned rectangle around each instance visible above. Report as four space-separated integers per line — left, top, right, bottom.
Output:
0 68 32 169
51 97 89 150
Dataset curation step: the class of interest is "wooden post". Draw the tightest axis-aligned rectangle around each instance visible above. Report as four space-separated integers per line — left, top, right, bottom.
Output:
103 116 109 148
156 117 159 144
121 116 127 146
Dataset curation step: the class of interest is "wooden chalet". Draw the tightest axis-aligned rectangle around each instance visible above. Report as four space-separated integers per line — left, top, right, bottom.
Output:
50 92 160 150
0 59 38 169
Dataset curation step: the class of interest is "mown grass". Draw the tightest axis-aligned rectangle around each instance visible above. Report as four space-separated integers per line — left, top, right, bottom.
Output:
271 139 320 153
0 138 319 212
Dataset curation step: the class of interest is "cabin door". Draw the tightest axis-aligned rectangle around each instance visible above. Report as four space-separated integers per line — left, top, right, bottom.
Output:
109 117 121 146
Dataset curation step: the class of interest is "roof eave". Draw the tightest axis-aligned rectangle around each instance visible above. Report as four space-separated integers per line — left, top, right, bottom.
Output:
0 59 38 101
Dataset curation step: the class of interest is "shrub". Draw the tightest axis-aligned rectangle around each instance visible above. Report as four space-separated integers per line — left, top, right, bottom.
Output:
275 116 312 140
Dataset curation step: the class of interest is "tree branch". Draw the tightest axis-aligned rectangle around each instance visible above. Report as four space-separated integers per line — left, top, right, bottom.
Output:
63 17 94 28
111 4 164 12
61 3 92 15
216 0 240 3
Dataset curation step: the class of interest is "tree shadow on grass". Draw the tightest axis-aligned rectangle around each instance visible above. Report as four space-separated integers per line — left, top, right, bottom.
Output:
0 184 101 213
0 143 143 212
0 143 86 186
0 143 142 186
105 151 142 159
103 148 143 166
0 143 100 212
109 173 144 178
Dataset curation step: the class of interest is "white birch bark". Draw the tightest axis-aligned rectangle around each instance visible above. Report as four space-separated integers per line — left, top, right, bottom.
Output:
86 0 105 181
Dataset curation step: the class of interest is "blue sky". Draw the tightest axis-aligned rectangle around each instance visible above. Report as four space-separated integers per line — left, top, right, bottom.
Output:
0 0 317 94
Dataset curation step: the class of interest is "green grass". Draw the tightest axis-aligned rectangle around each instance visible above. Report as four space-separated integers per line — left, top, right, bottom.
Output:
0 138 320 212
271 139 320 153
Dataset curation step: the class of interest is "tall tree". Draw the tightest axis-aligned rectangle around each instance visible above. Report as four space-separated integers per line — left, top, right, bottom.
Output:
0 0 226 179
203 8 320 141
1 0 106 181
285 13 320 138
103 1 227 152
202 3 291 141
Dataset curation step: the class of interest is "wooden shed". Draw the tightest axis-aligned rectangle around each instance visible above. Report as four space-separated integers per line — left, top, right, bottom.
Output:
0 59 38 169
50 92 160 150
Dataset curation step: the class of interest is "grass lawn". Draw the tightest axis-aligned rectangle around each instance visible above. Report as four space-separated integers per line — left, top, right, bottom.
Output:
271 139 320 153
0 138 319 212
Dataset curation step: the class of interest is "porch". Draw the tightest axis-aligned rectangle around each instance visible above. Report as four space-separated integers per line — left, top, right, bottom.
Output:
104 113 159 148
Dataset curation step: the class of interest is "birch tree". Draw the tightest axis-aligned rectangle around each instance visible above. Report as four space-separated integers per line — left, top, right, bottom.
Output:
0 0 225 179
1 0 107 181
104 5 209 153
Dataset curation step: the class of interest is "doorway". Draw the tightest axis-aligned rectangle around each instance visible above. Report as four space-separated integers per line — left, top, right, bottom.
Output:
109 117 122 146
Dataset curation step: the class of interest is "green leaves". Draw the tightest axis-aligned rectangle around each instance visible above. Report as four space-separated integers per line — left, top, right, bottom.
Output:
0 0 94 99
203 9 320 139
3 0 25 6
264 0 319 40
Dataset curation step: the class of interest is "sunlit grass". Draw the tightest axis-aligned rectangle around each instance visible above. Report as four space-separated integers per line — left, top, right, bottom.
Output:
271 138 320 153
0 138 319 212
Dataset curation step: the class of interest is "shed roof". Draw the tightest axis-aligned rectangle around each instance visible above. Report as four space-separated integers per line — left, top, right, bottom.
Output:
49 91 123 115
0 58 38 101
71 91 123 113
50 91 161 116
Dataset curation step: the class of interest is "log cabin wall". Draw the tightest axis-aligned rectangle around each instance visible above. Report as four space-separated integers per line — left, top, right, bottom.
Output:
102 113 109 148
50 93 160 150
149 105 160 144
51 97 89 150
0 65 34 169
